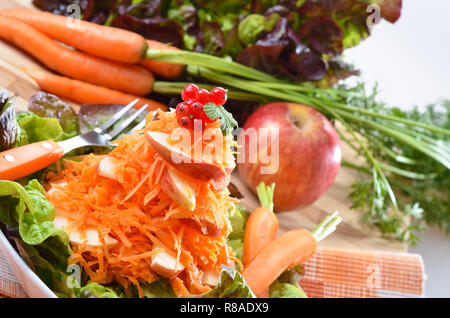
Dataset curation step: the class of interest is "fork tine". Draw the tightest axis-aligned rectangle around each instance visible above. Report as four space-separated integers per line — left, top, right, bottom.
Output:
94 98 139 134
129 119 146 133
128 110 159 134
151 110 159 121
105 104 149 140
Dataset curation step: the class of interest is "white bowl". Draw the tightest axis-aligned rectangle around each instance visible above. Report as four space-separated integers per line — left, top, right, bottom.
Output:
0 229 56 298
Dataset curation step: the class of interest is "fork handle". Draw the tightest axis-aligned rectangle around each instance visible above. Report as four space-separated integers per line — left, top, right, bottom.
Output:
0 140 64 181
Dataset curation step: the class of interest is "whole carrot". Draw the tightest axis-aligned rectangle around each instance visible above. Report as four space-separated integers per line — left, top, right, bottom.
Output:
0 17 154 96
0 8 147 64
243 182 278 267
242 212 342 296
29 70 166 111
140 40 185 79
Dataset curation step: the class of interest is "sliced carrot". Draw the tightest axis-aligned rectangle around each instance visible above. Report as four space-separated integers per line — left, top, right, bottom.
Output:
140 40 185 79
0 17 153 95
170 277 190 298
29 70 166 110
0 8 147 64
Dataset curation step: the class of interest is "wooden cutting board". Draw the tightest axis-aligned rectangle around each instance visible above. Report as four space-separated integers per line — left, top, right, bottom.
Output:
0 0 406 252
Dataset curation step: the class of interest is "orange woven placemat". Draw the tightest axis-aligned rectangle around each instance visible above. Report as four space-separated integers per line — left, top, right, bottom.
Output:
300 247 424 297
0 246 425 298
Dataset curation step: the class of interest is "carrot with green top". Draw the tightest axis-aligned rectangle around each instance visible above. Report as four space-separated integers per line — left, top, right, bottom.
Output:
0 8 147 64
0 17 154 96
242 212 342 296
243 182 278 267
140 40 185 79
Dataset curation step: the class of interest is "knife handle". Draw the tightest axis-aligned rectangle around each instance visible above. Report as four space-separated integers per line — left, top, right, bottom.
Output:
0 140 64 181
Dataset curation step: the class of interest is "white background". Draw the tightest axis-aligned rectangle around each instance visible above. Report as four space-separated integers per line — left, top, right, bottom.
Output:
344 0 450 297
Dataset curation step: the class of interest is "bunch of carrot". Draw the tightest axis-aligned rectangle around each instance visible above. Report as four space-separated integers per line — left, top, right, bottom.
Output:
241 182 342 297
0 8 184 109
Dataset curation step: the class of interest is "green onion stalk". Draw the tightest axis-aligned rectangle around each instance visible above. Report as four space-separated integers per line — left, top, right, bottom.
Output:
149 49 450 244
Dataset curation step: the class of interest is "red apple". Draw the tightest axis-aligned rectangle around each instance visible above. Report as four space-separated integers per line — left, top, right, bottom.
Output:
96 156 120 181
210 173 231 192
53 215 118 247
151 250 185 278
146 130 235 182
202 270 220 287
237 102 341 211
160 166 196 211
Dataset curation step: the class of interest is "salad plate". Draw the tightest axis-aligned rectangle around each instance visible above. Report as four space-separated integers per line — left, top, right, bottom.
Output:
0 86 341 298
0 229 56 297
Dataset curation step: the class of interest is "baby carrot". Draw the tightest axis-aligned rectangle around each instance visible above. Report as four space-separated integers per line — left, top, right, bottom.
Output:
29 70 166 111
243 182 278 267
0 17 154 96
242 212 342 296
0 8 147 64
140 40 185 79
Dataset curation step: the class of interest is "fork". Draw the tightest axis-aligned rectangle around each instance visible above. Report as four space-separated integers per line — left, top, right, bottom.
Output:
0 99 149 181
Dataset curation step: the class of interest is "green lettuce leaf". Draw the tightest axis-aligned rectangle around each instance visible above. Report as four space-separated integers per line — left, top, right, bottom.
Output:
15 112 67 146
0 179 70 249
13 92 79 147
269 265 308 298
142 279 177 298
227 204 249 262
238 13 278 46
228 204 248 240
227 239 244 262
0 90 78 151
77 282 119 298
269 282 308 298
201 266 255 298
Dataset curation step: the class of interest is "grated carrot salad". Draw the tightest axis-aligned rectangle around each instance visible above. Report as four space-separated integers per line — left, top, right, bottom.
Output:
46 110 237 297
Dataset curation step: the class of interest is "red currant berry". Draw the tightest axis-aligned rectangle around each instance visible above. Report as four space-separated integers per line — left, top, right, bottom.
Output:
176 102 189 119
178 116 193 130
184 99 195 107
210 87 227 106
196 89 210 105
190 102 204 119
181 84 199 101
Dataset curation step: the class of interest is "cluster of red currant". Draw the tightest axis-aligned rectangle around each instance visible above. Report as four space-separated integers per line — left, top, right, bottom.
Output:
176 84 227 130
